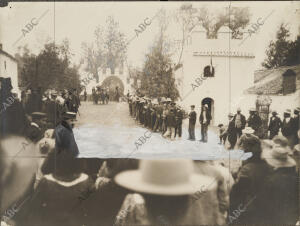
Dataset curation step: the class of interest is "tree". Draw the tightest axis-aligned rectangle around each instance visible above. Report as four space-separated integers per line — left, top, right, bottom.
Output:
140 34 179 100
81 16 127 83
15 41 81 92
262 23 300 69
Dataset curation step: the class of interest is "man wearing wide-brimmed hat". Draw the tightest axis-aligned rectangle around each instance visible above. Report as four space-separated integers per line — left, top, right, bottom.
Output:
260 135 298 225
114 159 228 225
268 110 282 139
281 109 294 147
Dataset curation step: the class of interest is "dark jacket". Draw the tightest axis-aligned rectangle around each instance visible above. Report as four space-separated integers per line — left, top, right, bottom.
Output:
227 119 237 144
199 110 211 125
55 121 79 157
230 158 272 225
259 166 298 225
166 109 176 127
189 111 197 125
268 115 282 134
247 114 262 132
0 94 29 138
175 109 183 124
281 118 293 137
232 113 246 130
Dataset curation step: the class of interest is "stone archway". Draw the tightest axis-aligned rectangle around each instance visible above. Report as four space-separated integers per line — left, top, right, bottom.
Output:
201 97 214 125
101 76 125 101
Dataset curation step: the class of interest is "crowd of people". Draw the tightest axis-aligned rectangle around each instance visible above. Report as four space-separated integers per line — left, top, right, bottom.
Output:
127 95 185 140
0 77 81 142
91 87 110 105
1 77 300 225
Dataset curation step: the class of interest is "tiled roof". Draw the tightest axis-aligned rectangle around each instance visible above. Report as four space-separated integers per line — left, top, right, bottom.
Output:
245 64 300 95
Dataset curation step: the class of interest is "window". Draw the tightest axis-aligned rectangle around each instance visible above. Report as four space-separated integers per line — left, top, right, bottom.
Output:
203 65 215 77
4 61 6 70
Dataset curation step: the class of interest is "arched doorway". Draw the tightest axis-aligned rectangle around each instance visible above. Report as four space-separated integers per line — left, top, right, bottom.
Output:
101 76 125 101
201 97 214 125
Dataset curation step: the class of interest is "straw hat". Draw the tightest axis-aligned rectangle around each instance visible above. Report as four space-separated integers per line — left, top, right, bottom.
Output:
242 127 255 134
115 159 215 196
166 98 172 102
249 107 256 112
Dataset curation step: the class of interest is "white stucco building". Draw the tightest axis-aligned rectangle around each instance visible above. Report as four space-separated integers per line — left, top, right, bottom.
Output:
175 25 256 125
0 44 19 94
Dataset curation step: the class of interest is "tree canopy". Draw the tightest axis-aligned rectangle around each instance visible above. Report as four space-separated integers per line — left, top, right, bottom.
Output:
15 40 81 92
262 23 300 69
81 16 127 83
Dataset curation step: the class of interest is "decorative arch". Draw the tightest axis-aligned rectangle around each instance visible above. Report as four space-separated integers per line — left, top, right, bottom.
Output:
101 75 125 98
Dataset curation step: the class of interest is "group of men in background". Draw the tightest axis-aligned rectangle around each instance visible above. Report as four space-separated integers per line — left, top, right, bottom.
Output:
127 95 184 140
0 77 81 142
92 87 109 105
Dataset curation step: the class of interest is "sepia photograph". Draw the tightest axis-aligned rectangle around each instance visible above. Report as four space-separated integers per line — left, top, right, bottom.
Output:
0 1 300 225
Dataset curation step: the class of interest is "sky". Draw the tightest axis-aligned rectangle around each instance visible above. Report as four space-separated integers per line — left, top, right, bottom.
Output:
0 1 299 74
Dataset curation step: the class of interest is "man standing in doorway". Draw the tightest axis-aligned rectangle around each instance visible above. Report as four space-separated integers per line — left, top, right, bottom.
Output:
188 105 196 141
199 104 211 143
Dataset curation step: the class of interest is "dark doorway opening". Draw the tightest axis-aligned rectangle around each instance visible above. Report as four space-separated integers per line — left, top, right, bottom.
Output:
201 97 214 125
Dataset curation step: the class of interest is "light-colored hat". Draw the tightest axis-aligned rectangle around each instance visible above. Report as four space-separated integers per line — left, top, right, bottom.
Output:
237 107 241 112
295 107 300 113
160 97 166 102
228 113 234 117
263 145 296 168
284 109 291 114
152 99 159 105
242 127 255 134
166 98 172 102
115 159 215 196
249 107 256 112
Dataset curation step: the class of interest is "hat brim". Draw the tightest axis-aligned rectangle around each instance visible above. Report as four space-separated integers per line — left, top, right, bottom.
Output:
115 170 216 196
262 149 296 168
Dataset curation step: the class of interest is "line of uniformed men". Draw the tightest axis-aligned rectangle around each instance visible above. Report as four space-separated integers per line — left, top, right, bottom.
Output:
128 96 184 140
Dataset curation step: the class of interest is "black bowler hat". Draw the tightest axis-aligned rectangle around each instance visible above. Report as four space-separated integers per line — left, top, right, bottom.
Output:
191 105 195 108
62 112 76 120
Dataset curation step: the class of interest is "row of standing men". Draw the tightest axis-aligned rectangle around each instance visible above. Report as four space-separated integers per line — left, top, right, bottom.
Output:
128 96 184 140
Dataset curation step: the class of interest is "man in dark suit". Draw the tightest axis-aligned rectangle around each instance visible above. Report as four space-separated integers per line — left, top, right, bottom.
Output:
281 109 294 148
268 110 282 139
233 107 246 138
199 104 211 142
188 105 196 141
227 113 237 149
247 108 262 137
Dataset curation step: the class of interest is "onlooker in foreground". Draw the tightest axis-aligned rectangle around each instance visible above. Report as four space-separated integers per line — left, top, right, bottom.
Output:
114 159 228 225
260 135 299 225
230 134 272 225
